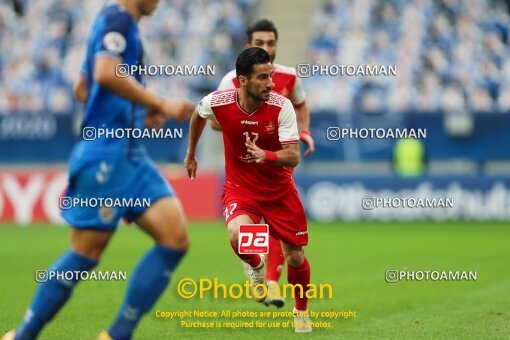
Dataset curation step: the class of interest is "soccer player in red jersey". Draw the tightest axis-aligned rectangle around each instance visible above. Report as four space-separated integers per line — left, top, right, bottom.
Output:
213 19 314 154
211 19 315 308
184 47 312 333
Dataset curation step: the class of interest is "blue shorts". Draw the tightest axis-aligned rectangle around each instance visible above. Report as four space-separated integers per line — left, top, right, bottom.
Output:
61 157 175 230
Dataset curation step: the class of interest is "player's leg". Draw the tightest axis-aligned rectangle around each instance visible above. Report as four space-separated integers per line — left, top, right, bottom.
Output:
280 242 310 310
262 189 311 332
223 192 266 269
14 229 113 340
226 213 267 302
280 242 312 333
262 194 310 311
266 235 285 282
12 159 121 340
107 160 189 339
227 214 263 268
242 221 285 307
136 197 189 249
263 234 286 307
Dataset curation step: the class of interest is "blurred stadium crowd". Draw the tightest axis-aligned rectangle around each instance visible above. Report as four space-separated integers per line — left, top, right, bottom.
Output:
0 0 509 115
306 0 510 113
0 0 253 114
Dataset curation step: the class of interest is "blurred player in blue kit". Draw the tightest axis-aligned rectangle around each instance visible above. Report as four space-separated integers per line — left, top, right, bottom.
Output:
3 0 194 339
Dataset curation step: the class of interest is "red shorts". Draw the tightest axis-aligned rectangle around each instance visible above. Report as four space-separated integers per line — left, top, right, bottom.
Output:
222 187 308 247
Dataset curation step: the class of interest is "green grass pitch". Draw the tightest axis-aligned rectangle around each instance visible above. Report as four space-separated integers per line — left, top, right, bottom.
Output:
1 222 509 339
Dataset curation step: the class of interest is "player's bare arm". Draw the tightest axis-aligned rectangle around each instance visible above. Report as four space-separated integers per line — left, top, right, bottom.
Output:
210 119 222 131
290 74 314 156
184 108 207 180
73 68 170 131
245 137 300 167
295 103 315 156
73 73 88 103
94 55 194 122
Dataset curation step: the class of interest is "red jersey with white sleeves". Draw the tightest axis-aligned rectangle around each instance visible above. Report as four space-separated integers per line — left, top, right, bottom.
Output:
197 89 299 201
217 64 306 105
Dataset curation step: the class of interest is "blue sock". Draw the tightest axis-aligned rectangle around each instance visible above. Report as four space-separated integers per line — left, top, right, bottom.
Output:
15 250 98 340
108 245 186 339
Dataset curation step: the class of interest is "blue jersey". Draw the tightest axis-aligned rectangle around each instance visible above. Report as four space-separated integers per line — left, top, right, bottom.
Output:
71 2 147 175
62 3 175 230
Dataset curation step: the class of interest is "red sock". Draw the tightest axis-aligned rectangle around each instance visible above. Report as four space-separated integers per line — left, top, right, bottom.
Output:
230 242 262 268
266 236 285 281
287 257 310 311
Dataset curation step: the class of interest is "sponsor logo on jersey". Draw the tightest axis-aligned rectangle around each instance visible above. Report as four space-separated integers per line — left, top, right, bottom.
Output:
295 230 308 236
265 121 276 134
241 120 258 125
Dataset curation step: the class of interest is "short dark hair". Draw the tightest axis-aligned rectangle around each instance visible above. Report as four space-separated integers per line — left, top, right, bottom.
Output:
246 19 278 42
236 47 271 80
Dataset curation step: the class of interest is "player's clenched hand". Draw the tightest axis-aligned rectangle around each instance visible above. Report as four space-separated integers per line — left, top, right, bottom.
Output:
300 131 315 157
184 154 198 180
245 137 266 163
158 98 195 122
145 107 166 129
